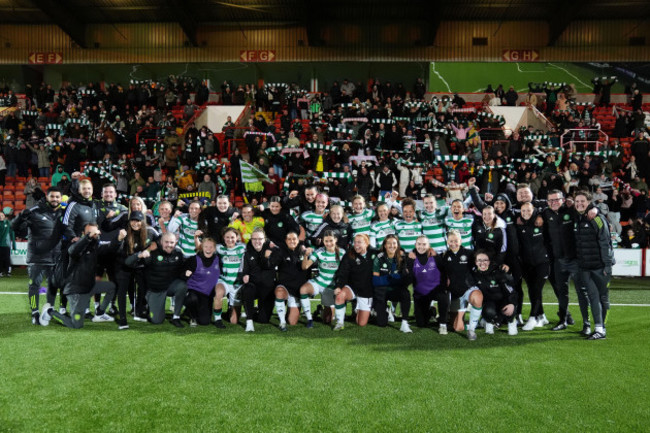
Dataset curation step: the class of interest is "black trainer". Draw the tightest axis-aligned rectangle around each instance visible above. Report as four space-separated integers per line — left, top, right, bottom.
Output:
587 331 606 340
84 311 94 319
170 318 184 328
213 319 226 329
551 322 567 331
566 312 575 325
31 313 40 325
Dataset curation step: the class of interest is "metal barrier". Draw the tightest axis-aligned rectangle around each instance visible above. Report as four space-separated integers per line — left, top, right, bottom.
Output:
560 128 609 152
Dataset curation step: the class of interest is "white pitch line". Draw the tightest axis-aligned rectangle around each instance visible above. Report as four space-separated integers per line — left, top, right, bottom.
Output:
547 62 591 89
516 62 546 73
431 62 451 93
2 292 649 307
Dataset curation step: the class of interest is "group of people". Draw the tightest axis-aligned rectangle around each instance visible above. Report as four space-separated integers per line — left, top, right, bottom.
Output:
15 175 614 341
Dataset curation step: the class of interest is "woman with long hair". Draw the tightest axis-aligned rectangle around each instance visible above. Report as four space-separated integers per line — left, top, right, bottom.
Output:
299 230 343 328
372 234 412 333
334 233 375 329
114 210 159 329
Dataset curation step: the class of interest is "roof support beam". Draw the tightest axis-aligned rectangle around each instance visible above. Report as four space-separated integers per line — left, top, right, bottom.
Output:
547 0 589 46
31 0 87 48
167 0 199 47
417 0 441 45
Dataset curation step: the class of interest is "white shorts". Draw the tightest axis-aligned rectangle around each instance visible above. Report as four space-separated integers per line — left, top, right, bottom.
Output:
456 288 478 312
307 279 328 295
355 296 372 312
218 280 241 306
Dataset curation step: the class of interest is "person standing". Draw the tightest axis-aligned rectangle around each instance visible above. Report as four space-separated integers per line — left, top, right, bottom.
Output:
542 189 577 330
0 210 16 278
517 203 550 331
573 191 614 340
11 187 63 324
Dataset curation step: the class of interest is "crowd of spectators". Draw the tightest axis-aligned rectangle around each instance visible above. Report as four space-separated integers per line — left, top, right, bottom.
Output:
0 75 649 248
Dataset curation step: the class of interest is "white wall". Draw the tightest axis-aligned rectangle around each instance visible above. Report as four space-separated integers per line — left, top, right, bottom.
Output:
195 105 247 133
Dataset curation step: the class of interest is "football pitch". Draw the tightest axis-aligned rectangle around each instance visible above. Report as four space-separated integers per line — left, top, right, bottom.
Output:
428 62 626 94
1 269 649 432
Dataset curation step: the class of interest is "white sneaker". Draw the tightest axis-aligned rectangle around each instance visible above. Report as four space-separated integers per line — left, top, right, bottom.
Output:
387 309 395 323
522 317 538 331
40 303 52 326
485 323 494 334
189 319 197 327
245 320 255 332
241 311 247 319
92 313 115 323
58 307 66 315
400 321 412 333
536 314 549 327
508 320 518 335
479 318 487 329
438 324 448 335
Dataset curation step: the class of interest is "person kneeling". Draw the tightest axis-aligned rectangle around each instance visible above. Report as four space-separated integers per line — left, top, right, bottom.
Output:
126 232 187 328
465 250 518 339
40 223 125 329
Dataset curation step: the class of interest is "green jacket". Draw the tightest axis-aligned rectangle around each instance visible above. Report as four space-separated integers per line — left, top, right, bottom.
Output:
0 219 16 249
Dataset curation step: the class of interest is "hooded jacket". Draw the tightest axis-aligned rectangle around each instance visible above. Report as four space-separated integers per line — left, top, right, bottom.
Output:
50 164 70 187
12 198 63 264
311 216 352 248
241 241 280 287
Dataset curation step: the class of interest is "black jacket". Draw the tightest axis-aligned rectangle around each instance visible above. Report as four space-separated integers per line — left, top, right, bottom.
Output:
242 242 281 288
273 243 309 294
574 213 614 270
126 244 185 292
62 192 99 241
65 235 121 295
440 247 473 298
466 266 517 304
469 187 520 259
336 248 377 298
12 198 63 265
516 211 550 266
542 205 577 260
199 206 236 243
471 216 507 265
311 216 352 248
116 227 160 269
261 208 300 246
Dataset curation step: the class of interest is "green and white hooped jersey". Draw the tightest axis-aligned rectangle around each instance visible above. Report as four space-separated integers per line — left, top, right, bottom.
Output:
176 215 198 257
445 215 474 249
216 243 246 286
370 219 395 248
300 211 325 238
309 248 342 289
419 210 447 252
348 208 374 237
393 219 423 252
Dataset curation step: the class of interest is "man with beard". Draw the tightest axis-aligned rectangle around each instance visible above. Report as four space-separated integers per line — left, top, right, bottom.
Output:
12 187 64 324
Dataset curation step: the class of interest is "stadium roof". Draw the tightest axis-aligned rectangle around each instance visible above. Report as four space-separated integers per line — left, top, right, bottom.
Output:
0 0 648 48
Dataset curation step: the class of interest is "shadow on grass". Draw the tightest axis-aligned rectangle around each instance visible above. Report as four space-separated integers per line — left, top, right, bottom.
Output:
0 310 596 353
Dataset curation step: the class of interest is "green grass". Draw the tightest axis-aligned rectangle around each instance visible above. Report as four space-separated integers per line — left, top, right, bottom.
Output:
1 268 649 432
428 62 626 94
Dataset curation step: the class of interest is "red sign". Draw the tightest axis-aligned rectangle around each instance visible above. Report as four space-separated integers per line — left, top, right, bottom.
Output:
28 52 63 64
240 50 276 62
502 49 539 62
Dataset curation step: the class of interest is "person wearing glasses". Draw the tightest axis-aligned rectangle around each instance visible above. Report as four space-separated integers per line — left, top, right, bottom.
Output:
541 189 578 330
240 228 280 332
465 250 518 340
